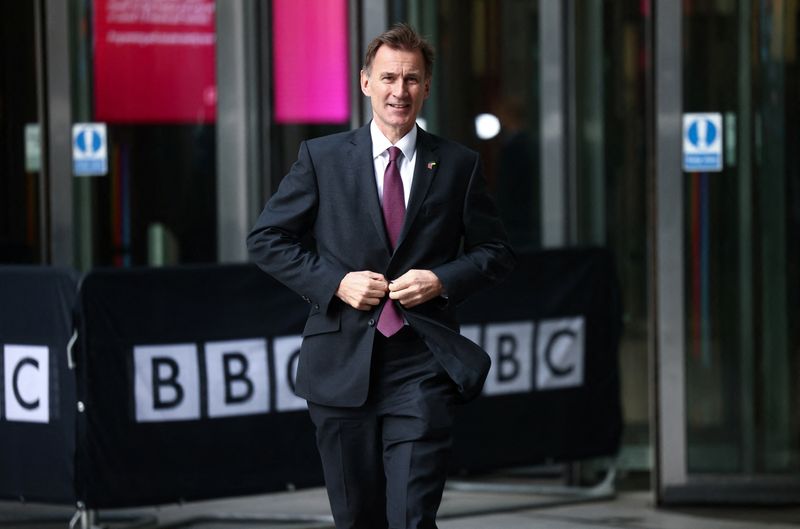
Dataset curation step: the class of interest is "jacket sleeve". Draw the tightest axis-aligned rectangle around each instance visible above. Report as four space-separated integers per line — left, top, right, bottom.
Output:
431 152 516 304
246 141 348 313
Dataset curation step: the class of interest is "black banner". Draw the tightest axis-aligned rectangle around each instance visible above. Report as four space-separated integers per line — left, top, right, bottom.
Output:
0 266 78 504
75 249 621 508
452 248 623 472
1 248 621 509
75 266 320 508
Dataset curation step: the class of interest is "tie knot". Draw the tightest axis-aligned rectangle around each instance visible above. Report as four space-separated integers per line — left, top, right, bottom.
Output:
388 146 401 163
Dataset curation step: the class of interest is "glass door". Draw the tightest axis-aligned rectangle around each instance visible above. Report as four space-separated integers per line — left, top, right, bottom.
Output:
656 0 800 503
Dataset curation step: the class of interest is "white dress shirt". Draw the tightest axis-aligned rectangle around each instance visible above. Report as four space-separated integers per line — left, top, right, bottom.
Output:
370 120 417 207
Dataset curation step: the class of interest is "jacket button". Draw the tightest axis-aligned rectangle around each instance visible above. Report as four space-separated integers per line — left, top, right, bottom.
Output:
314 304 319 310
368 319 375 326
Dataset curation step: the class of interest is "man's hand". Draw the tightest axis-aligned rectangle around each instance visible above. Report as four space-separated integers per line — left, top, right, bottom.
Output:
336 271 389 310
388 269 444 308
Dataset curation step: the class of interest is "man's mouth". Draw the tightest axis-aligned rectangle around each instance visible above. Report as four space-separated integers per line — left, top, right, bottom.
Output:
388 103 410 109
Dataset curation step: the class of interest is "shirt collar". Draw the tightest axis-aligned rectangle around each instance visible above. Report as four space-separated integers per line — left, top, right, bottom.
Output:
370 120 417 161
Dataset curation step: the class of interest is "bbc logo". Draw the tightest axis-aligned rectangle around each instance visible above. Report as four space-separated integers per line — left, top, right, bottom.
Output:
461 316 586 397
133 336 305 423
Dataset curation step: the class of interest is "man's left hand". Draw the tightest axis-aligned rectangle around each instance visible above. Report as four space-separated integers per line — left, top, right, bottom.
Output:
388 269 444 308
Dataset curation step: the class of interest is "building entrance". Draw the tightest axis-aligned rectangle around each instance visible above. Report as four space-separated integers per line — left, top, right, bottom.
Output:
656 0 800 503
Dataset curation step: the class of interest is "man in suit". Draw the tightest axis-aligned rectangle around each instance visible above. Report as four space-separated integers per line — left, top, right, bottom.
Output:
247 23 514 529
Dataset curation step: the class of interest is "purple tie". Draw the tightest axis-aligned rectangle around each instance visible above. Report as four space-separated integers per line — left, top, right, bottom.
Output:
377 146 405 337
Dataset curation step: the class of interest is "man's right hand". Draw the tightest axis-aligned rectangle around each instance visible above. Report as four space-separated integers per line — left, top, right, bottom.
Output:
335 271 389 310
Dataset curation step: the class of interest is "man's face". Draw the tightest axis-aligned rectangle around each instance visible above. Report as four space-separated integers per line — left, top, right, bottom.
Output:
360 45 430 142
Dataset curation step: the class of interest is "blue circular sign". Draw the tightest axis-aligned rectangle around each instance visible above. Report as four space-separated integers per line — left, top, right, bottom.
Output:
687 119 717 148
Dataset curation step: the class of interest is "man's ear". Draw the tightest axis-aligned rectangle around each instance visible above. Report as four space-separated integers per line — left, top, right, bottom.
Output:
360 70 370 96
423 78 431 99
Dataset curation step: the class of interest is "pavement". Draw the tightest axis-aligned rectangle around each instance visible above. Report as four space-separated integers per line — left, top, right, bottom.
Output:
3 476 800 529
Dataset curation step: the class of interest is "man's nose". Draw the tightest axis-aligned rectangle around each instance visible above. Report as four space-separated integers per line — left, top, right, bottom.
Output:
391 79 407 97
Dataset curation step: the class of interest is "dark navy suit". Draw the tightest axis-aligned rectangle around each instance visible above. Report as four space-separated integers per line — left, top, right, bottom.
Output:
247 123 514 528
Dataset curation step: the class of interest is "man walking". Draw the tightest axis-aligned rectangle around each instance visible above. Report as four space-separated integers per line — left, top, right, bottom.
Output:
247 23 515 529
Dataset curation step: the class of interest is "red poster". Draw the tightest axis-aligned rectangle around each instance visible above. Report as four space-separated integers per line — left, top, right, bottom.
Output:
93 0 216 123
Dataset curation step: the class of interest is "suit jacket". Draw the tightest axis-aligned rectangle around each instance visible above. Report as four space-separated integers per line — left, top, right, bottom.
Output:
247 124 515 407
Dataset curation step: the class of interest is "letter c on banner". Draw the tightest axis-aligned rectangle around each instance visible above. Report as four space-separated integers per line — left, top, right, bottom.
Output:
544 329 577 376
13 357 40 410
286 349 300 393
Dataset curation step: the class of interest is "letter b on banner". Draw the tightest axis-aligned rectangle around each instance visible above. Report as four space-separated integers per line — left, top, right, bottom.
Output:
206 339 269 418
483 322 534 396
3 345 49 423
134 344 200 422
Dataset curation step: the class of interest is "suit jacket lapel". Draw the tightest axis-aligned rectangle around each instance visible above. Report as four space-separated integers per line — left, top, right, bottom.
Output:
348 125 392 253
396 127 439 249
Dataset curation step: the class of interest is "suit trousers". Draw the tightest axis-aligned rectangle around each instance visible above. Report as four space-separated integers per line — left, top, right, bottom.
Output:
307 327 457 529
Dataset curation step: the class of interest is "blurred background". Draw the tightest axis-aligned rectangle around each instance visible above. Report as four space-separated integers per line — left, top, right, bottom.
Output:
1 0 799 507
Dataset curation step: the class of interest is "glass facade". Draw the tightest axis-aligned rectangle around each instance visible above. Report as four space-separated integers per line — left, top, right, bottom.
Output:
0 1 41 263
70 0 218 268
4 0 800 502
407 0 652 464
683 0 800 476
415 0 541 251
578 1 651 455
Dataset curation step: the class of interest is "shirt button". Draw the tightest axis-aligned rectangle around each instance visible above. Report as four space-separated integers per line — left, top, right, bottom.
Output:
368 319 375 327
314 304 319 310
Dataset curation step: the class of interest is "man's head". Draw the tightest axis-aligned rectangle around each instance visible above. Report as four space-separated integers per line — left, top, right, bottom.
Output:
363 23 434 79
360 24 434 143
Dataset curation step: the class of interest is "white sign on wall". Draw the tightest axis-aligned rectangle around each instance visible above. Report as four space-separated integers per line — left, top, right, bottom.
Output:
73 123 108 176
683 113 723 172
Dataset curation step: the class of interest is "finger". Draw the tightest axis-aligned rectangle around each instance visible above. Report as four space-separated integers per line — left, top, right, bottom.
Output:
366 285 388 296
391 271 412 285
388 278 411 292
389 290 411 301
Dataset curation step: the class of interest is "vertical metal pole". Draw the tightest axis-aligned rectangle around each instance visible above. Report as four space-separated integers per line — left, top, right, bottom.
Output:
539 0 567 248
576 0 606 245
217 0 261 262
565 0 578 245
43 0 74 266
72 0 94 271
758 0 790 472
654 0 686 499
33 0 48 263
258 1 273 205
349 0 361 131
361 1 388 125
736 0 755 475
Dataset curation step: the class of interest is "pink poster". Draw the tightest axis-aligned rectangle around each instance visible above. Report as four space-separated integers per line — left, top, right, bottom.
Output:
93 0 216 123
272 0 350 123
